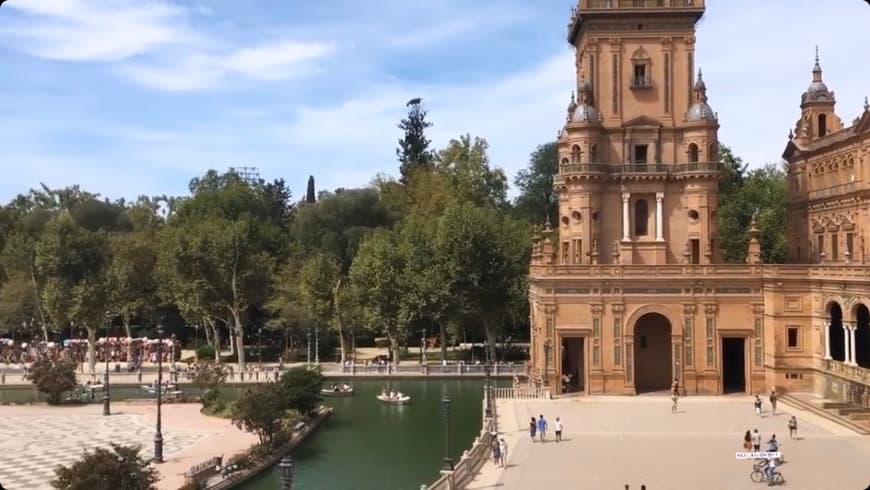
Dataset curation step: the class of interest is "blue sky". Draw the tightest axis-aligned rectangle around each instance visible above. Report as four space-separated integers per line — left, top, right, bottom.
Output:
1 0 868 203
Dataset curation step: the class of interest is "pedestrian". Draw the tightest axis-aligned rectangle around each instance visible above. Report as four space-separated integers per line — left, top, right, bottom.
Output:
743 430 752 451
754 394 763 417
554 417 563 442
788 416 798 439
769 389 778 414
671 391 679 414
529 416 537 442
671 378 680 396
498 437 507 467
491 436 501 465
537 414 548 442
751 428 761 452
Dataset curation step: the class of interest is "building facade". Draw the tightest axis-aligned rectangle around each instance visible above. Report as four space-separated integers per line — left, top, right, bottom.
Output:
529 0 870 400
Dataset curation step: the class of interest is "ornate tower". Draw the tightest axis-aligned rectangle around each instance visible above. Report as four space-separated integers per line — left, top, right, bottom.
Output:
556 0 720 266
792 48 843 145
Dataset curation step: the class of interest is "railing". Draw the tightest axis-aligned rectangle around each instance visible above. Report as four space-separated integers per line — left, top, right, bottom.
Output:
492 386 551 399
530 264 870 280
826 359 870 384
423 431 494 490
336 362 525 376
630 77 653 89
581 0 703 9
558 162 720 178
184 456 222 484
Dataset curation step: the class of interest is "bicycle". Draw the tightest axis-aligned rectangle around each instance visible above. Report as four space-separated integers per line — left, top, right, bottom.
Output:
750 467 785 485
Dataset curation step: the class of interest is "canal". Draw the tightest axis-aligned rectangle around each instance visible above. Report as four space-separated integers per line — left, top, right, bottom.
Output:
240 378 495 490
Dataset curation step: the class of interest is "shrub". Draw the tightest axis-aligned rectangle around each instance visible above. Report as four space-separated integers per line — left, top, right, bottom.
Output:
52 444 158 490
191 364 226 410
232 383 286 444
279 367 323 416
195 344 216 361
26 358 78 405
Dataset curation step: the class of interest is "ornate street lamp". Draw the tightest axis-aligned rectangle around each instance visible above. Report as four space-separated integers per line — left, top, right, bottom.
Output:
420 328 426 364
484 361 493 419
314 327 320 365
103 312 112 416
441 395 453 471
306 330 312 367
279 455 295 489
258 327 264 368
154 323 165 464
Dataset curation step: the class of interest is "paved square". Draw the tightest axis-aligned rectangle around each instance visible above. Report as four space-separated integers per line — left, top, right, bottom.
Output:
0 407 215 490
480 396 870 490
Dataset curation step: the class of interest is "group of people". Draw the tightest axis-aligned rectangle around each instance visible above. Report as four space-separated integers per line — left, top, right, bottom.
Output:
379 389 406 400
330 383 351 392
0 337 180 370
490 436 508 467
754 390 780 416
743 429 783 486
528 414 563 443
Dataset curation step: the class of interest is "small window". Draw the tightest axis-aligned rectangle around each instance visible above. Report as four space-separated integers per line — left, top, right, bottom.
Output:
561 241 569 265
634 200 649 236
571 145 582 164
818 114 827 138
634 144 648 164
831 234 838 261
847 233 854 255
590 144 599 162
632 63 650 87
688 143 699 163
787 327 800 350
817 235 824 257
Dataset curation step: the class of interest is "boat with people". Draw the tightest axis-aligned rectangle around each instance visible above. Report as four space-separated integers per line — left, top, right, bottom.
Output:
377 389 411 405
321 382 353 397
141 382 179 395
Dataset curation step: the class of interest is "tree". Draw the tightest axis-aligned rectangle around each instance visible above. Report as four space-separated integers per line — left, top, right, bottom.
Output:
26 357 77 405
35 213 111 373
232 382 287 445
434 203 530 361
108 231 158 338
436 134 508 208
718 162 788 264
350 229 406 364
306 176 316 203
278 366 323 416
297 253 341 354
191 363 227 411
397 98 434 184
0 271 41 338
513 142 558 224
52 443 158 490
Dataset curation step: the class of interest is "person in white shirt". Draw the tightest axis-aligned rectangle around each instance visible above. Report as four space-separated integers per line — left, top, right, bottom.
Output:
498 438 507 467
554 417 564 442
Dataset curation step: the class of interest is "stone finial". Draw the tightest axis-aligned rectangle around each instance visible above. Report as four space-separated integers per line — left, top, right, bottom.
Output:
746 213 763 264
788 128 794 140
864 96 869 112
543 218 553 234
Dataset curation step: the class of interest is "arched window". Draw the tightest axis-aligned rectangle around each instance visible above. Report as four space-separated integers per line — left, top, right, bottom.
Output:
590 144 599 162
634 200 649 236
818 114 827 138
688 143 699 163
571 145 582 163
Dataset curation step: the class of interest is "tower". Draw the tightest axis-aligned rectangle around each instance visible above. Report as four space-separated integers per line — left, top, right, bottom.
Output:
556 0 720 266
792 48 843 145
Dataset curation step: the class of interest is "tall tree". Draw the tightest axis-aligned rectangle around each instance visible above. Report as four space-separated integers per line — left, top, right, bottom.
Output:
397 98 434 184
350 229 406 364
35 213 111 372
437 134 508 208
513 142 558 224
107 231 158 338
306 176 317 203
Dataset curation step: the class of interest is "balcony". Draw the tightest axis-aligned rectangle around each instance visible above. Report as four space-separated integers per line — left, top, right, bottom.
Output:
671 162 721 177
581 0 704 10
558 162 720 180
629 77 654 90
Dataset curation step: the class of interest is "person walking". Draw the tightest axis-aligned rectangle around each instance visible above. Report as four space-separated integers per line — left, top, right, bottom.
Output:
491 437 501 465
498 437 508 468
554 417 563 442
754 394 763 417
671 391 679 414
751 428 762 452
743 430 752 451
529 416 537 443
788 416 798 439
537 414 548 442
769 389 778 415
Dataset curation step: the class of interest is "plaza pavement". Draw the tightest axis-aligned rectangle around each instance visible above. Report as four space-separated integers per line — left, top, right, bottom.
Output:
467 395 870 490
0 402 257 490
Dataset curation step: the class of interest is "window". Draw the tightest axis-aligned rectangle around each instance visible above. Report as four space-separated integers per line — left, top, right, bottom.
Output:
688 143 699 163
561 241 569 264
817 235 824 257
847 233 854 256
818 114 827 138
786 327 800 350
572 239 582 264
831 234 838 261
634 200 649 236
633 63 648 87
571 145 582 164
590 144 599 162
690 239 700 264
634 144 648 164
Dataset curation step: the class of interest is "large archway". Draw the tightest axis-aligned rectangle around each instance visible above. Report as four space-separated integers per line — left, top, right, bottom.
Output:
855 304 870 368
828 302 845 361
634 312 673 393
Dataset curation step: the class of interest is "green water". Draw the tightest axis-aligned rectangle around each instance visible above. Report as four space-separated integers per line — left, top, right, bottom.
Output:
240 379 493 490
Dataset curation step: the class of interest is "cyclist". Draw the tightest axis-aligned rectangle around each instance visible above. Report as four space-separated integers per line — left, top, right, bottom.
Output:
764 457 778 486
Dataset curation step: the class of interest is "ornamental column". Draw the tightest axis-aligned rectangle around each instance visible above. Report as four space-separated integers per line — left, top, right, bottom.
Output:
849 323 858 366
824 322 832 360
655 192 664 241
842 323 852 365
622 192 631 241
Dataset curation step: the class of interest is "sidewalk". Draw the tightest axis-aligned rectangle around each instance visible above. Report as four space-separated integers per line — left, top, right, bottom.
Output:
465 398 524 490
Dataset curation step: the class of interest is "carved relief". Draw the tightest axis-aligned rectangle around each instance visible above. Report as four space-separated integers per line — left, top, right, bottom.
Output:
752 304 765 315
683 304 697 315
704 304 718 315
543 304 558 315
612 304 625 314
591 304 604 315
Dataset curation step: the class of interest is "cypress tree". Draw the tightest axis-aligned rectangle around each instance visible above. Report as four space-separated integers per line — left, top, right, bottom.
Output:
396 98 433 184
306 175 316 203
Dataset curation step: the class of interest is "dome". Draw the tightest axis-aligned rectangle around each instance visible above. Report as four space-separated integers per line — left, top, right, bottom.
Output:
693 77 706 92
806 81 829 94
572 103 600 123
687 102 716 122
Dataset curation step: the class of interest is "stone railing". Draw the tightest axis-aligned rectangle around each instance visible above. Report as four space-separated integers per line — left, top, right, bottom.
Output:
581 0 704 9
530 264 870 281
557 161 718 180
184 455 223 486
422 430 494 490
492 386 551 400
826 359 870 384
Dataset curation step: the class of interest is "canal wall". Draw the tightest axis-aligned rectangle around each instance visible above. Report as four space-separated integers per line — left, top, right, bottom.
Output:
202 405 334 490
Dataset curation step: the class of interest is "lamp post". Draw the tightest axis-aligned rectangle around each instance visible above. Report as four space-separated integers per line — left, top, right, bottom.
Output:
258 327 263 368
279 455 295 489
441 395 453 471
103 313 112 416
314 327 320 365
154 323 165 464
484 361 493 419
306 330 311 367
420 328 426 365
543 340 552 387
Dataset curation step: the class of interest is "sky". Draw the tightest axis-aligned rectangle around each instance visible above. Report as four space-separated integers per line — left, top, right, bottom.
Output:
0 0 868 204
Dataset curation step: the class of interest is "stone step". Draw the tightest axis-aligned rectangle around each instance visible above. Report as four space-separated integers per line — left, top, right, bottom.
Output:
780 394 870 436
849 413 870 421
822 402 853 409
837 407 870 416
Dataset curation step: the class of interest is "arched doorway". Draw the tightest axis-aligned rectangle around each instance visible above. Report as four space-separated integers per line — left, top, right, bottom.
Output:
634 313 672 393
828 303 845 361
855 304 870 368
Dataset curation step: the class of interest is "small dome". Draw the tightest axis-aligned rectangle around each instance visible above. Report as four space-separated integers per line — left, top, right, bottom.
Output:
687 102 716 122
572 103 600 123
806 81 829 94
693 77 706 92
